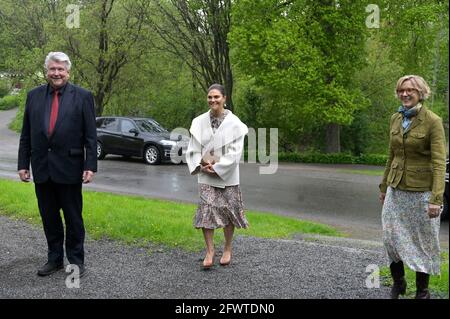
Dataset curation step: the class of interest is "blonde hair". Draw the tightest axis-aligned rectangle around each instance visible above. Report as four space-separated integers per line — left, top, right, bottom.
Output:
395 75 431 101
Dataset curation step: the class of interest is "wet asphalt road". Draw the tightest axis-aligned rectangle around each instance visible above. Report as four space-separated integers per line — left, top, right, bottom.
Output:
0 108 448 244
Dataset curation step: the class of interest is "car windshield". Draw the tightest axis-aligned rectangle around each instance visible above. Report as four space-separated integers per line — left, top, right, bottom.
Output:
135 119 168 133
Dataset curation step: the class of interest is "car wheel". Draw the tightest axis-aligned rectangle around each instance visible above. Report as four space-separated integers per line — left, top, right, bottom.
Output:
97 142 106 160
144 145 161 165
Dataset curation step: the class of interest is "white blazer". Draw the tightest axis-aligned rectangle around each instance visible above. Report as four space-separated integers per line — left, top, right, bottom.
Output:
186 110 248 188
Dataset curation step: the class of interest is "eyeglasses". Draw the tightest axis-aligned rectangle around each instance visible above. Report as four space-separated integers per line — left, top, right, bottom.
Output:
397 88 418 95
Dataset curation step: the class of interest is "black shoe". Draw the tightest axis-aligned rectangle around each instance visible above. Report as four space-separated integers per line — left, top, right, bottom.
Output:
37 262 64 276
78 264 86 278
389 261 406 299
415 272 431 299
68 264 87 278
391 278 407 299
415 289 431 299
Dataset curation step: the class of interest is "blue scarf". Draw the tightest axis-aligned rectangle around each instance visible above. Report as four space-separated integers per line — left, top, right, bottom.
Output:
398 104 420 130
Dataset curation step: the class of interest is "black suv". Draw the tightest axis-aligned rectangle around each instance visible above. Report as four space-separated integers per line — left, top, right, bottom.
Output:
96 116 187 165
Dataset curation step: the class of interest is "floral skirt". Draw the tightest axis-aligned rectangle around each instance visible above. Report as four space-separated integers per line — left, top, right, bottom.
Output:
194 184 249 229
382 186 441 275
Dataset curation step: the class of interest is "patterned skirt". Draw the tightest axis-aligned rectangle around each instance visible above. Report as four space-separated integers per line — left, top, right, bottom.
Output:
194 184 249 229
382 186 441 275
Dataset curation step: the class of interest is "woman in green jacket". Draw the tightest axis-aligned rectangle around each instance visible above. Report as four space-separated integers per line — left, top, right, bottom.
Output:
379 75 446 299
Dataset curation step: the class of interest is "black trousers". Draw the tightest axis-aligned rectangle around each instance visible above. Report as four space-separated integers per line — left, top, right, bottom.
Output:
34 180 84 265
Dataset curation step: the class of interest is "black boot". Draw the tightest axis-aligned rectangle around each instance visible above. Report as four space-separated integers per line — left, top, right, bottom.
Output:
415 272 431 299
390 261 407 299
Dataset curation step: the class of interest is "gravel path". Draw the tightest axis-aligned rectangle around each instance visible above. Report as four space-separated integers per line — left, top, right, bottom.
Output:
0 215 392 299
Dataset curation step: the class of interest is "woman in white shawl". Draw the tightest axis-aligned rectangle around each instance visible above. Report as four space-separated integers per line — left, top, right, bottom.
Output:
186 84 249 269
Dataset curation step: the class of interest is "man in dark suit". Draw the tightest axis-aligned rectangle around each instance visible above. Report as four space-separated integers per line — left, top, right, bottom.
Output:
18 52 97 277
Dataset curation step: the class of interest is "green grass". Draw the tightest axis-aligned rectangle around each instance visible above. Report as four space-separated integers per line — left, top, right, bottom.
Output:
380 252 449 299
336 169 384 176
0 179 340 251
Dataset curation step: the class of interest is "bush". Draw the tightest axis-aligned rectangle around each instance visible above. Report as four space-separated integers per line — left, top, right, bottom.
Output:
8 91 27 132
0 95 20 110
354 153 389 166
244 150 388 166
0 80 11 98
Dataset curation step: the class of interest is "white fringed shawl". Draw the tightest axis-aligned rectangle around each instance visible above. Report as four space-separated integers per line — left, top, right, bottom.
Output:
186 110 248 188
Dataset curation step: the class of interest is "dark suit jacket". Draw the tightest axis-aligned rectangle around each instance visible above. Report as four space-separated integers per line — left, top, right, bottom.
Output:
18 83 97 184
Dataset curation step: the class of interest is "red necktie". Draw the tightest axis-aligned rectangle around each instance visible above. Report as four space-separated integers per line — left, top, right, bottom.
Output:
48 90 59 136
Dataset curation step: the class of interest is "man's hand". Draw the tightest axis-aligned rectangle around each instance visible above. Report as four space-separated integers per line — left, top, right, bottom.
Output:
18 169 30 182
82 170 95 184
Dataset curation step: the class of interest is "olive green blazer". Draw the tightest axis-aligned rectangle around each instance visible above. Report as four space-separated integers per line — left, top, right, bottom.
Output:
379 105 446 205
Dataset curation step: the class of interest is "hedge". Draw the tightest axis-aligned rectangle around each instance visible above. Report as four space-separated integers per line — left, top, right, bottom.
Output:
0 95 20 110
245 151 387 166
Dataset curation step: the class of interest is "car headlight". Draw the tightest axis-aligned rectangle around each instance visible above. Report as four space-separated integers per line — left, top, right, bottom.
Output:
160 139 177 146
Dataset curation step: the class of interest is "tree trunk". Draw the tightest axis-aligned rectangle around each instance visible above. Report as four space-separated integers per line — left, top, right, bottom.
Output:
225 64 233 111
325 123 340 153
431 31 441 109
94 94 105 117
151 0 234 112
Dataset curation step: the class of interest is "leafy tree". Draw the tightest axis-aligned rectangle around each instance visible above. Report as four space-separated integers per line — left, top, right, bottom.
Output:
1 0 158 116
230 0 370 152
104 49 205 130
148 0 235 110
60 0 154 116
0 0 57 85
342 35 403 155
2 0 446 154
380 0 449 112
